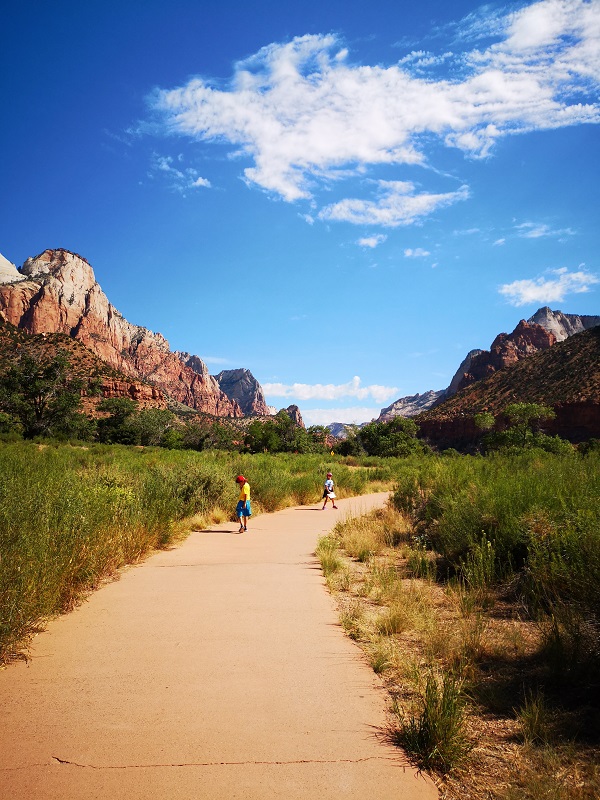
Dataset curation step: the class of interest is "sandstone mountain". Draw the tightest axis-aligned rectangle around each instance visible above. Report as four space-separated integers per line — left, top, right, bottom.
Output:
376 308 599 423
0 249 241 417
215 368 271 416
454 320 556 393
0 319 167 415
417 326 600 449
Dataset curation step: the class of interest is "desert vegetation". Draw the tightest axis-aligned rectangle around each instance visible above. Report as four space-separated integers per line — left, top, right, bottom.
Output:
318 450 600 799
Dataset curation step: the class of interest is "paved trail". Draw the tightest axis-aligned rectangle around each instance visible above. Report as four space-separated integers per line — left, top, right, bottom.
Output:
0 493 437 799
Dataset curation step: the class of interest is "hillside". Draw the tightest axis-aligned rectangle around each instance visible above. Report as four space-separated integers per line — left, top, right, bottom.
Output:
0 319 167 415
416 326 600 448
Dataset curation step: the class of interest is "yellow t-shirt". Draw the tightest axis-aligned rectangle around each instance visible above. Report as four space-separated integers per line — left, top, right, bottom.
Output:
239 482 250 501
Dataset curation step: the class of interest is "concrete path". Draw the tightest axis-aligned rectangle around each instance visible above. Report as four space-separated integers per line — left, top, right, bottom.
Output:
0 493 437 800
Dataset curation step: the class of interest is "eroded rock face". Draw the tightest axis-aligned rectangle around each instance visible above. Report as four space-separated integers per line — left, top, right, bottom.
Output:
215 368 271 416
0 249 242 417
378 390 445 421
528 307 600 342
456 321 556 392
284 404 305 428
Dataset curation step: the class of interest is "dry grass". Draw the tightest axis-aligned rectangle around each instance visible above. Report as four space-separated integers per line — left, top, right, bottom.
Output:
318 504 600 800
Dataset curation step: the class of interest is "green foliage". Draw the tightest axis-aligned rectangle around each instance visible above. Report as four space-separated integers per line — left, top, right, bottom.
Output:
336 417 426 458
96 398 140 444
481 403 565 454
244 411 328 454
474 412 495 431
0 352 84 438
391 451 600 667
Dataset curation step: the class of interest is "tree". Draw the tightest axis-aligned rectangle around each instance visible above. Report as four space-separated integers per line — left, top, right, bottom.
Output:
335 417 424 458
481 402 568 453
96 398 140 444
0 352 84 438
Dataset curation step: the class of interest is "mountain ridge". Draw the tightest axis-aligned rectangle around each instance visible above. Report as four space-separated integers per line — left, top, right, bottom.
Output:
0 249 247 417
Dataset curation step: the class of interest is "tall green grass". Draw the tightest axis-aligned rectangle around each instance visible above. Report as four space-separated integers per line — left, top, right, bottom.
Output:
391 450 600 668
0 443 397 662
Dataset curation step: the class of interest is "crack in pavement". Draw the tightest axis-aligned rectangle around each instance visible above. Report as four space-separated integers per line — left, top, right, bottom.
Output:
49 755 399 770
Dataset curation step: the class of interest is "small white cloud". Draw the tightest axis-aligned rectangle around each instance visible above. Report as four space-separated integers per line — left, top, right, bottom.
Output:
319 181 469 228
404 247 431 257
263 376 398 404
493 238 506 246
515 222 576 239
150 153 212 193
302 407 380 426
358 234 387 248
499 266 599 306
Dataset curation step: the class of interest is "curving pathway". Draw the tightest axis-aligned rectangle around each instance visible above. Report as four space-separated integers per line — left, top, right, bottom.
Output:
0 493 437 799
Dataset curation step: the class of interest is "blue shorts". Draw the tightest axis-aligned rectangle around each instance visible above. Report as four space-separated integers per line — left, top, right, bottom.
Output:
236 500 251 518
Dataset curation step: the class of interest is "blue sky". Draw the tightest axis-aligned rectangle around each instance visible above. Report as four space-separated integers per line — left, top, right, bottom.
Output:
2 0 599 425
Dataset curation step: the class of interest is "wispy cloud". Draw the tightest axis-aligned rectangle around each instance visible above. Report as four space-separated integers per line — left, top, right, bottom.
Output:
515 221 576 239
357 234 387 248
493 238 506 246
149 153 211 193
404 247 431 257
152 1 600 220
318 181 469 227
302 406 380 426
499 266 599 306
262 375 398 404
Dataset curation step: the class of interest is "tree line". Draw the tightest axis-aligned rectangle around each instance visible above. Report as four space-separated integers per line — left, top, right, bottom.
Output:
0 351 584 455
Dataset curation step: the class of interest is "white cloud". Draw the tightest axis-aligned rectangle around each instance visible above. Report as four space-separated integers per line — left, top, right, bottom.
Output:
493 237 506 246
152 1 600 216
318 181 470 227
404 247 431 257
302 407 380 426
262 375 399 404
150 153 212 193
515 221 576 238
499 266 599 306
358 234 387 248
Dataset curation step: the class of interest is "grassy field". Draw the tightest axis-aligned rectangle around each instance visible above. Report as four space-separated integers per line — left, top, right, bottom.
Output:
0 441 396 663
318 450 600 799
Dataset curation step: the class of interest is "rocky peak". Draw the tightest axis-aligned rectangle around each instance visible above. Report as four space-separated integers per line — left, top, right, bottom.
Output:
177 351 210 377
0 248 242 417
378 390 445 421
528 306 600 342
0 253 22 284
215 368 270 416
456 320 555 392
284 404 305 428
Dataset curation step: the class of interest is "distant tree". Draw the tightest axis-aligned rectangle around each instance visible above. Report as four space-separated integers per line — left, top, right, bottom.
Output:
133 408 176 446
474 412 495 432
335 417 424 458
482 402 568 453
96 397 140 444
0 352 84 438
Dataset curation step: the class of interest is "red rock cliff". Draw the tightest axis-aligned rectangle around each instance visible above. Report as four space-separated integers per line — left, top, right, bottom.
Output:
0 249 242 417
456 320 556 392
